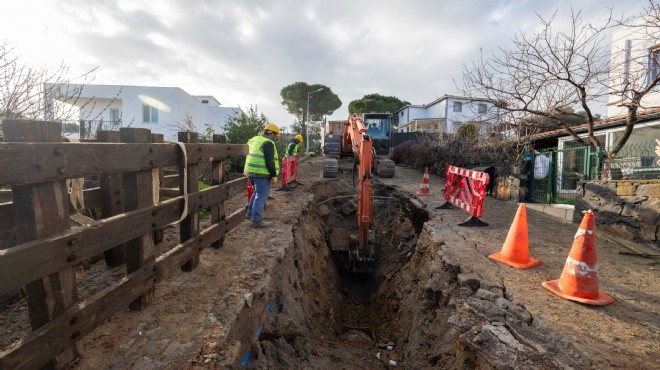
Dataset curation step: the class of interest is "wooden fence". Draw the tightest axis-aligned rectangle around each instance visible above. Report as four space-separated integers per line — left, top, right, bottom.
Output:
0 120 248 369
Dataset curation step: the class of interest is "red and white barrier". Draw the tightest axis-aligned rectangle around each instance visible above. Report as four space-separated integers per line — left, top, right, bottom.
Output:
278 156 300 191
440 165 490 226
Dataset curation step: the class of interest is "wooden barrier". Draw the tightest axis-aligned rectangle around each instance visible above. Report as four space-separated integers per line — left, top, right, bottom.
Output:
0 120 248 369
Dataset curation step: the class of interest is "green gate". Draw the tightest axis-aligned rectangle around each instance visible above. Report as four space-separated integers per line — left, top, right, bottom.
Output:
529 145 601 205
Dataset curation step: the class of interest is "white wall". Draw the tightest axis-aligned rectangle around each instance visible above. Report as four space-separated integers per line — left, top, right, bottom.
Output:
607 19 660 117
54 84 240 141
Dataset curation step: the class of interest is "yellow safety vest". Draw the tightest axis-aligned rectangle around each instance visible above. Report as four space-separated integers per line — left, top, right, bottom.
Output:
245 135 280 176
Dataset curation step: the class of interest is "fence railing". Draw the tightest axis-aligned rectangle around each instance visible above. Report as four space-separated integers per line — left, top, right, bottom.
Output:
528 140 659 205
62 119 123 139
0 119 248 369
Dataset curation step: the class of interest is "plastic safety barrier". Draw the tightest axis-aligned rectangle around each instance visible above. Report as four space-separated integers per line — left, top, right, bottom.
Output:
439 165 490 226
278 156 300 191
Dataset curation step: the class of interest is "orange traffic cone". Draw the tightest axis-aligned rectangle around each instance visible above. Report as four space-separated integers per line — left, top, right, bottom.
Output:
416 167 433 196
488 203 541 269
542 210 613 305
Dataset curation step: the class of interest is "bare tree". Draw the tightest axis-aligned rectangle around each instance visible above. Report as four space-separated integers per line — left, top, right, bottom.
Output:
0 41 101 125
461 9 616 150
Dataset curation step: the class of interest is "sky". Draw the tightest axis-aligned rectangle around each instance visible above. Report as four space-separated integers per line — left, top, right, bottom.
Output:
0 0 651 130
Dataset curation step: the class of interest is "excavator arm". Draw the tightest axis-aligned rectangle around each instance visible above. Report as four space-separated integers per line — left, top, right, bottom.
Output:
343 115 375 268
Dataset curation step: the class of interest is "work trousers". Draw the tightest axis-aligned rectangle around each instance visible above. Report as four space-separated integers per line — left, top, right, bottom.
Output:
247 176 270 223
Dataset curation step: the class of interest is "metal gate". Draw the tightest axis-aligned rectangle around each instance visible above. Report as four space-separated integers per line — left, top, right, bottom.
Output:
529 145 601 205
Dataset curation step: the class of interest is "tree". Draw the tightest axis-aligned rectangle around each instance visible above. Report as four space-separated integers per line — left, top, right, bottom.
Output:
223 104 269 144
280 82 341 143
348 93 410 116
0 41 97 123
461 5 660 155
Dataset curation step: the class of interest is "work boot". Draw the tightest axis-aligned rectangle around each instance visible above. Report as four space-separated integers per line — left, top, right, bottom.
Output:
245 213 252 219
250 220 271 228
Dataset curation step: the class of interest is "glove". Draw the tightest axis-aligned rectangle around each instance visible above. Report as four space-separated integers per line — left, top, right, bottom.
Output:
271 177 277 185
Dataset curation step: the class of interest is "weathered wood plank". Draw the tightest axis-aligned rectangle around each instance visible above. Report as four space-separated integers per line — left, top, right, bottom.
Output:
0 178 246 294
151 133 165 245
179 132 200 272
121 128 155 310
0 208 245 370
211 134 227 249
97 131 126 268
0 142 248 186
160 188 180 198
163 174 179 188
0 188 101 230
0 202 13 230
2 119 80 367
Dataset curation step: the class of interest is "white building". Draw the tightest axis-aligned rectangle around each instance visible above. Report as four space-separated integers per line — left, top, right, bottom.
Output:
395 95 499 134
46 84 241 140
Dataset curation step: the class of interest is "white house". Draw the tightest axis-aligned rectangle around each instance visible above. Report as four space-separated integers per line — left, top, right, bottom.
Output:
45 84 241 141
583 17 660 152
395 95 499 134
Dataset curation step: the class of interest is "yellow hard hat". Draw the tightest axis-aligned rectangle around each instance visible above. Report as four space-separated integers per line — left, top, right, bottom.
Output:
295 134 303 142
264 123 281 137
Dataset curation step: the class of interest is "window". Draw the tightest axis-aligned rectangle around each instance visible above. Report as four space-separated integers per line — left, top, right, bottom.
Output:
201 99 209 104
453 102 463 112
649 48 660 84
142 105 158 123
478 103 487 114
110 108 120 122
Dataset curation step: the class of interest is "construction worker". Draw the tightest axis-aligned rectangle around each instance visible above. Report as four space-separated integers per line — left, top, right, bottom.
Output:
244 123 281 228
285 134 303 157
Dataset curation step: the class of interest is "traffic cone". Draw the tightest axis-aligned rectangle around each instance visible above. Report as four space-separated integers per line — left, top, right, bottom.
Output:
488 203 541 269
416 167 433 196
542 210 613 305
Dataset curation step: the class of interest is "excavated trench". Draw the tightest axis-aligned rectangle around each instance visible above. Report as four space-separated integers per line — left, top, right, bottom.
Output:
236 176 581 369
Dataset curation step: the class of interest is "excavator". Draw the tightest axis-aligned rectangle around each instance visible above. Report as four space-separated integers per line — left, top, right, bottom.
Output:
322 114 396 273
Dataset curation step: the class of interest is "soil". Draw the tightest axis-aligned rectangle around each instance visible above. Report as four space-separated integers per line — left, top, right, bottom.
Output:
0 156 658 369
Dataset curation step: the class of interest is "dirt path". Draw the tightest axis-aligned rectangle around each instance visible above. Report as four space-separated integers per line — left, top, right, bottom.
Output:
1 157 657 369
378 164 659 370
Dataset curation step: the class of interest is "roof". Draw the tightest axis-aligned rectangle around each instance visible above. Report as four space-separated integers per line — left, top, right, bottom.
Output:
527 108 660 140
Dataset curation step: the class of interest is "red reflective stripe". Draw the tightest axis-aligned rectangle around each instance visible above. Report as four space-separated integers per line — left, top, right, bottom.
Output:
443 165 490 218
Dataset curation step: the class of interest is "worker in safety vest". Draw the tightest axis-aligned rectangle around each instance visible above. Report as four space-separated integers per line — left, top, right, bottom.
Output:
285 134 303 157
244 123 281 228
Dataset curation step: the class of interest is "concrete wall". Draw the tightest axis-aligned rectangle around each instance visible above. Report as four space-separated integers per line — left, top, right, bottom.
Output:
575 180 660 244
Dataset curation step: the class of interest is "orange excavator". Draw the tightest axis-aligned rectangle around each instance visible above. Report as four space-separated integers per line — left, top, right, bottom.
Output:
323 114 395 272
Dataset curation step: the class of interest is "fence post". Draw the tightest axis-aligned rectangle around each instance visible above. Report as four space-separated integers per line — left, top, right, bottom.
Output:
2 119 81 367
179 131 200 271
548 150 557 204
211 134 226 249
584 146 592 181
151 133 166 244
97 130 126 267
120 128 156 310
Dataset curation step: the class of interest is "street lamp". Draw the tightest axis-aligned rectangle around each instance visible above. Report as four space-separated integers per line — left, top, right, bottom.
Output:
306 88 323 155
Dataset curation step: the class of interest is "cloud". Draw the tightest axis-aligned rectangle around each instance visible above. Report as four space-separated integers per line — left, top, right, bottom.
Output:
0 0 651 128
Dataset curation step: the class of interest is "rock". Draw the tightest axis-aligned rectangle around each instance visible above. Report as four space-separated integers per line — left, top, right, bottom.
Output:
457 273 480 291
495 297 510 309
328 228 351 252
317 204 331 220
341 200 357 215
244 293 254 308
507 304 533 325
475 288 500 301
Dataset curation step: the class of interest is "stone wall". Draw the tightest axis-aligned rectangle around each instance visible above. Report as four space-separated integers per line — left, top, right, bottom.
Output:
493 163 529 202
575 180 660 245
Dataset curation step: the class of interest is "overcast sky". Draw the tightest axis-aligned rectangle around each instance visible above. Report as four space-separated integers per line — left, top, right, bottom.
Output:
0 0 651 130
